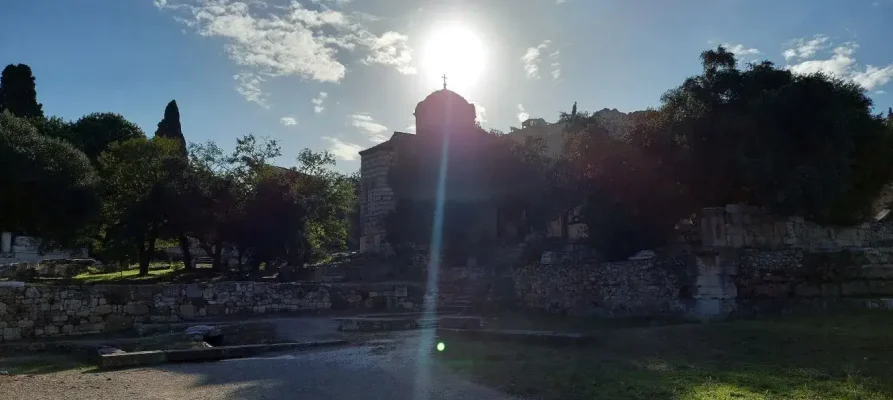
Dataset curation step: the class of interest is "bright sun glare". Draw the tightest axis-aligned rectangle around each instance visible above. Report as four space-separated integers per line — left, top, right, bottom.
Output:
422 25 485 93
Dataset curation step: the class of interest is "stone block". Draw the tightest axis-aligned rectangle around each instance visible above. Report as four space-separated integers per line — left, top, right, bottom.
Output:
860 265 893 279
93 305 112 316
206 304 225 316
179 304 195 318
123 303 149 316
186 285 202 299
841 281 870 296
688 299 736 321
869 281 893 296
99 351 167 369
439 316 482 330
65 299 82 310
3 327 21 341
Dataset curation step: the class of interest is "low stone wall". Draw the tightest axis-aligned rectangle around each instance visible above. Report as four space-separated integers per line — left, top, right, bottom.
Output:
0 282 421 342
514 246 893 320
731 247 893 315
513 258 693 317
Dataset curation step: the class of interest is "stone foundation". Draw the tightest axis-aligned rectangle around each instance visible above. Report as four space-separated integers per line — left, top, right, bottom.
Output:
0 282 421 342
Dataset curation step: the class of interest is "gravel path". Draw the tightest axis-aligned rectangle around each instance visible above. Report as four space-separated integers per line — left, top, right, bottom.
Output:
0 331 511 400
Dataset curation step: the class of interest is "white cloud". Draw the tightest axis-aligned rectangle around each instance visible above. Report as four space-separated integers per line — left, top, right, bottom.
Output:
521 40 551 80
473 102 487 125
853 65 893 91
157 0 415 106
280 116 297 126
404 124 416 133
789 43 857 77
233 72 268 108
549 50 561 80
722 43 760 56
876 90 887 94
350 113 389 139
783 34 830 60
363 31 417 75
369 134 389 143
788 41 893 91
312 91 328 113
517 104 529 122
322 137 362 161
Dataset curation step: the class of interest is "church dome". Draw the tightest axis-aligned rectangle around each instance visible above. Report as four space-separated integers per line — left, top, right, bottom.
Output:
413 89 477 135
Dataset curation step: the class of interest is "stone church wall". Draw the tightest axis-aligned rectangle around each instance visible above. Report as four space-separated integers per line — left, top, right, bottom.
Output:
359 149 397 253
0 282 421 342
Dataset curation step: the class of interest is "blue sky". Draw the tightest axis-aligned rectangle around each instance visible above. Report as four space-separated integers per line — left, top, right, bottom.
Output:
3 0 893 172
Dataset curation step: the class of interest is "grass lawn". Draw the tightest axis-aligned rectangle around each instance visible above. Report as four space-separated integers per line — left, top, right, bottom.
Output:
435 312 893 400
69 264 181 283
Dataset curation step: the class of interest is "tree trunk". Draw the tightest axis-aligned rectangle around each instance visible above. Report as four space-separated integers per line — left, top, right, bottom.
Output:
137 244 149 276
139 227 158 276
179 234 193 270
213 243 224 272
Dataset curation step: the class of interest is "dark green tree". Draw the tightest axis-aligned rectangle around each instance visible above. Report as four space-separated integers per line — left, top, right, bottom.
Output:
295 149 357 259
70 112 145 161
0 64 44 119
0 111 99 247
187 135 284 271
98 136 185 275
649 46 893 224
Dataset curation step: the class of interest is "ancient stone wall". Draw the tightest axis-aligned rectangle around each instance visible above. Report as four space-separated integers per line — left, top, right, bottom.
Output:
730 247 893 315
0 282 420 342
700 204 893 251
513 204 893 321
513 258 693 317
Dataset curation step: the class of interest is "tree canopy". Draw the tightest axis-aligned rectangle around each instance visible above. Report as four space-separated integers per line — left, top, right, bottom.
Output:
97 136 185 274
0 111 99 247
640 46 893 224
70 112 145 161
0 64 44 119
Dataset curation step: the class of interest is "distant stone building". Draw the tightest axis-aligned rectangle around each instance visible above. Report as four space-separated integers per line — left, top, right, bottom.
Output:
357 88 588 254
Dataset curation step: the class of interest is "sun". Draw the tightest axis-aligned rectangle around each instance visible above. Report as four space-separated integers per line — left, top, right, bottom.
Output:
421 25 486 93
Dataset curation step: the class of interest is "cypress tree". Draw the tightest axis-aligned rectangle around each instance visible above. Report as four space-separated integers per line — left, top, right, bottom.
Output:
155 100 187 156
0 64 44 119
